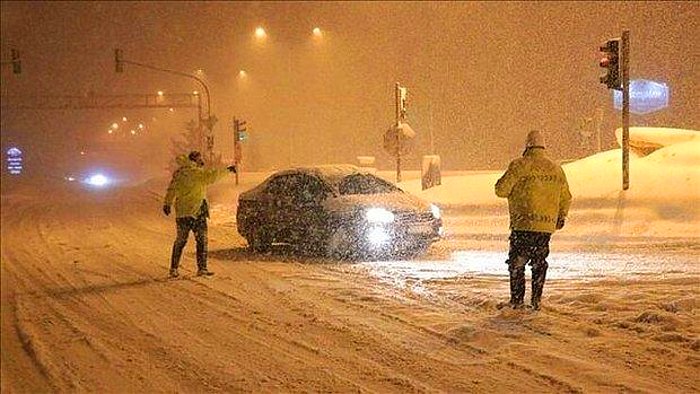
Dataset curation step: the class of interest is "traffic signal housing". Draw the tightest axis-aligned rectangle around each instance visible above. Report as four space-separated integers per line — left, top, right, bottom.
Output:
234 118 247 142
599 38 621 90
114 49 123 73
11 49 21 74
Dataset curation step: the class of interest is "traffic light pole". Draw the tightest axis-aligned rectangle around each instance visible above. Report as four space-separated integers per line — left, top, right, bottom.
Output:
395 82 402 183
115 49 213 159
621 30 630 191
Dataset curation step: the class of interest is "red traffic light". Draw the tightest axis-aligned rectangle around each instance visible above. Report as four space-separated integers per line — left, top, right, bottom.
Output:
599 57 610 68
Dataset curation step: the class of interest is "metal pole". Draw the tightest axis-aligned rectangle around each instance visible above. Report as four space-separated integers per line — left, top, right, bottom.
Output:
395 82 402 183
121 58 212 156
621 30 630 190
595 107 603 152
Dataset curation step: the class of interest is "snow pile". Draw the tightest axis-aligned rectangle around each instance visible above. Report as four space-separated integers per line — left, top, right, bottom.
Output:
614 126 699 152
401 128 700 239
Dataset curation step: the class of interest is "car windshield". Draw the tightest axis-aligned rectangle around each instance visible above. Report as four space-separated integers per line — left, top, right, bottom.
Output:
338 174 400 195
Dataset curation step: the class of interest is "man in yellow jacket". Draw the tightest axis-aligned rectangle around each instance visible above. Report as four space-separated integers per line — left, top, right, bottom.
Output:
495 130 572 310
163 151 236 278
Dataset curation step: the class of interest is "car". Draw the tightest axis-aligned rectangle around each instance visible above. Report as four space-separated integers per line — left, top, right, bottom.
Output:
236 165 443 259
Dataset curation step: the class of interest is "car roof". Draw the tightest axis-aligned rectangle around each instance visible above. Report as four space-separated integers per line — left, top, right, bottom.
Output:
273 165 372 189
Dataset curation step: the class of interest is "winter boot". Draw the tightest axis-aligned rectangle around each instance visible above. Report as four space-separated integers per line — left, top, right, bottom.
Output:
196 268 214 277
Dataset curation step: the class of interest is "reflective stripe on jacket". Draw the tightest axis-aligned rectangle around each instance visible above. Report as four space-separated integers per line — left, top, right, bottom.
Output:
495 148 572 233
164 155 229 218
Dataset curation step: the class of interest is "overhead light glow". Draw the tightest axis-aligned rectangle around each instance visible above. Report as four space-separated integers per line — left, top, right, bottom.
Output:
122 116 128 122
255 26 267 39
313 27 322 37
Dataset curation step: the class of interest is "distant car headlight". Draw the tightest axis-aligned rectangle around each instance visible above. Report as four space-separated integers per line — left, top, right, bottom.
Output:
366 208 395 223
430 204 441 219
83 173 111 187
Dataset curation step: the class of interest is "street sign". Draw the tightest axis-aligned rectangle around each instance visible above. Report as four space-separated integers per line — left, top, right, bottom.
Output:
383 122 416 157
613 79 669 114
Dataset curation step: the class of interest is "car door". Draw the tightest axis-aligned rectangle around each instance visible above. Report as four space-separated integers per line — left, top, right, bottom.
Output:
292 175 331 243
263 174 302 240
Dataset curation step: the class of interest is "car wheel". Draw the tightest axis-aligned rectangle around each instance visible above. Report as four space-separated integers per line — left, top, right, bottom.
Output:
325 226 356 260
248 227 272 253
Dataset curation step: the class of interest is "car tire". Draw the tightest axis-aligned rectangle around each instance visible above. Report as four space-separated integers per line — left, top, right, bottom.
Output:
326 226 356 260
248 227 272 253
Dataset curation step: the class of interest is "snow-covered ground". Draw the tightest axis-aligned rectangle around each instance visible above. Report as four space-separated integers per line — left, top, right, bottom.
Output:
1 128 698 392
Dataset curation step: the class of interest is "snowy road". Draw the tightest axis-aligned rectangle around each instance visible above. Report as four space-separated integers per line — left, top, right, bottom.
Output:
1 181 698 393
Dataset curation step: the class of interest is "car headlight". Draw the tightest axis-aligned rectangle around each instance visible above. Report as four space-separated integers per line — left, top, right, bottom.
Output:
366 208 395 223
430 204 441 219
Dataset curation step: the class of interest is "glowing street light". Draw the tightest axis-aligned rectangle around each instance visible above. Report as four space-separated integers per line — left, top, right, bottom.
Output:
312 27 323 38
193 90 199 95
157 90 164 96
238 70 248 78
138 123 144 130
111 122 119 129
122 116 128 122
130 129 136 135
108 129 113 134
255 26 267 40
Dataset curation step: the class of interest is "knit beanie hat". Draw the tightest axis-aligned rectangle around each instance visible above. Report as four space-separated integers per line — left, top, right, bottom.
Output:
525 130 545 149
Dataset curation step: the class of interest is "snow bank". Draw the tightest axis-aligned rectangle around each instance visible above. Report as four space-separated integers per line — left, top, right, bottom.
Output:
400 134 700 239
614 127 699 151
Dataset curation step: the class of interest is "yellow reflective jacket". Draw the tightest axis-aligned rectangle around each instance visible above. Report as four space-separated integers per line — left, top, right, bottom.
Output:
495 148 572 234
164 155 230 218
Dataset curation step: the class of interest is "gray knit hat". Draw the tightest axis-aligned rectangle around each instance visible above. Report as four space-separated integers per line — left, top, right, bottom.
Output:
525 130 545 148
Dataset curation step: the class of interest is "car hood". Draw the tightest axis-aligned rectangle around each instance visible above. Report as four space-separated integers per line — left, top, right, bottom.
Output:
323 192 432 215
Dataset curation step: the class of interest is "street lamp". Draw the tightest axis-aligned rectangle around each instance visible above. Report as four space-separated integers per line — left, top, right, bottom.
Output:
255 27 267 40
312 27 322 38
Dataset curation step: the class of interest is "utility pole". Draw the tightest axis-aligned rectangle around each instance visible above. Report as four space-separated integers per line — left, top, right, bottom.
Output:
621 30 630 191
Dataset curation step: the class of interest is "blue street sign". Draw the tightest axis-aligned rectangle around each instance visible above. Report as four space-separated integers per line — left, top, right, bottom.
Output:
613 79 669 115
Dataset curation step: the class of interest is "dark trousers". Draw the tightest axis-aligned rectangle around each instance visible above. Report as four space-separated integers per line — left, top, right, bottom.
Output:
507 230 551 305
170 215 208 271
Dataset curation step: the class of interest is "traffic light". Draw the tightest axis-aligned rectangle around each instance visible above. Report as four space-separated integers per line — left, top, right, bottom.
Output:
11 49 21 74
114 48 123 73
399 86 408 120
599 38 621 90
234 118 247 141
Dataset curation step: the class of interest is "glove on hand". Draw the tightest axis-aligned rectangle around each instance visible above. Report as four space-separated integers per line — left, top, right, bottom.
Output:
556 217 565 230
227 165 237 173
163 205 171 216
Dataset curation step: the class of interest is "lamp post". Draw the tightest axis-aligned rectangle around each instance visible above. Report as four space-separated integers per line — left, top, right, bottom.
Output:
114 49 213 159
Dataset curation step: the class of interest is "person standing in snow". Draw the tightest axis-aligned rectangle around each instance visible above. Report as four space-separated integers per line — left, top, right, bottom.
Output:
495 130 572 310
163 151 237 278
